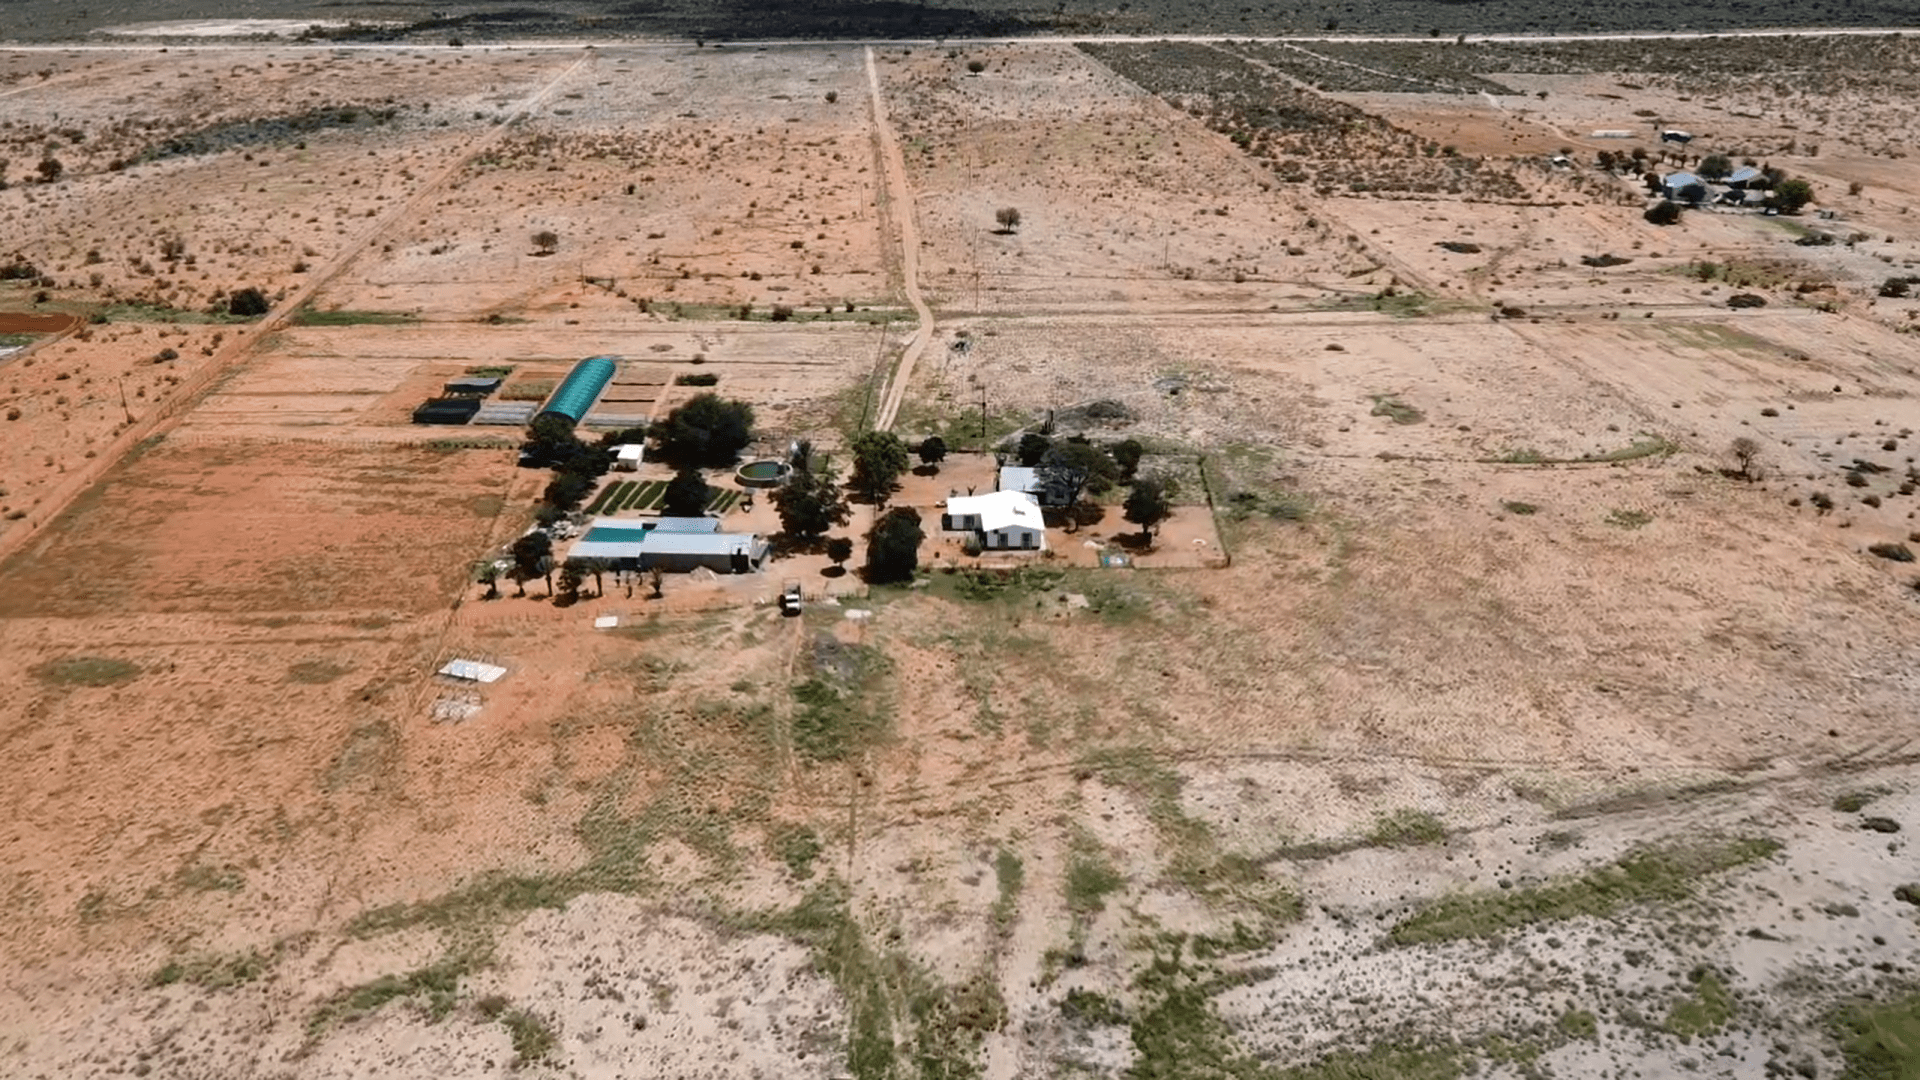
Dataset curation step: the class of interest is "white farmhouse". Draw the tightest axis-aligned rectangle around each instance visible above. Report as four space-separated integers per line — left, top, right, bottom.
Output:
942 490 1046 551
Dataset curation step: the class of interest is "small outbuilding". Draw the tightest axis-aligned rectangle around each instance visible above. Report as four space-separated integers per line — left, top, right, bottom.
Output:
412 397 481 425
1725 165 1766 189
614 443 645 471
943 490 1045 551
566 516 766 573
443 376 502 397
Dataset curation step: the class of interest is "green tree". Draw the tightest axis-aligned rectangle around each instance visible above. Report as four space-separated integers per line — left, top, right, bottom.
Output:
1698 154 1733 181
661 467 711 518
850 430 910 506
522 413 585 467
36 156 61 182
825 536 854 573
1123 478 1172 543
556 561 585 604
532 230 559 255
1040 441 1118 506
652 392 754 468
1110 438 1144 480
995 207 1021 234
511 532 553 594
507 564 533 597
1770 177 1815 214
227 287 270 317
542 470 593 512
865 506 924 584
916 434 948 471
475 562 501 599
1016 431 1052 467
771 463 849 540
1644 199 1683 226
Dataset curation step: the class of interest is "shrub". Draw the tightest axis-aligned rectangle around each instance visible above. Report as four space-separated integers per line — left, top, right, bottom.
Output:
1867 543 1914 563
1645 200 1683 226
967 59 986 73
652 393 754 468
227 287 270 317
1727 293 1767 309
673 372 719 386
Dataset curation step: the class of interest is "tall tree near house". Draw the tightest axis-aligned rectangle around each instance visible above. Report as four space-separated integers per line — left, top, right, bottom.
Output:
1698 154 1733 181
865 506 924 584
557 561 585 604
771 462 849 540
508 564 533 598
1123 477 1172 544
511 532 553 595
652 392 755 468
662 467 711 518
916 435 948 472
825 536 854 574
1110 438 1144 481
850 430 910 506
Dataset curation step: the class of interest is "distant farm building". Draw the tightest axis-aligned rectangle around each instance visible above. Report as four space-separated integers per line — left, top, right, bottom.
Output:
567 516 768 573
536 356 618 426
1725 165 1766 189
442 376 501 396
1661 129 1694 144
1662 172 1708 202
1591 129 1634 139
412 397 482 425
943 490 1045 551
996 465 1075 509
614 444 645 471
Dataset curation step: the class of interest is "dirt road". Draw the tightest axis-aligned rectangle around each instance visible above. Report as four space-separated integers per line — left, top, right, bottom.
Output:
866 45 934 434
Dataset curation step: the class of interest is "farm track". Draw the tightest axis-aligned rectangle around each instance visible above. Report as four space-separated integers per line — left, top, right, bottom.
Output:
866 45 934 434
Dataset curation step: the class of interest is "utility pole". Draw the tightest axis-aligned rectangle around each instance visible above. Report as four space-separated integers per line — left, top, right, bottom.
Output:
978 384 988 442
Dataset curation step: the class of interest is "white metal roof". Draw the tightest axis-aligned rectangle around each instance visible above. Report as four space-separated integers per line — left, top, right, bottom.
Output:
997 466 1040 494
947 490 1044 533
438 659 507 683
615 443 644 461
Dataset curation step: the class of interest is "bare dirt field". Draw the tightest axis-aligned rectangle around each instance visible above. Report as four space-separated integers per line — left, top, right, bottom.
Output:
4 31 1920 1080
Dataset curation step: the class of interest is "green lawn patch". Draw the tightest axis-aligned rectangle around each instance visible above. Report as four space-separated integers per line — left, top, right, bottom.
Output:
291 308 417 326
1389 837 1780 946
32 655 141 687
498 380 556 402
1605 508 1655 529
150 950 271 990
1665 968 1735 1039
1369 395 1425 425
1369 808 1447 848
307 954 475 1036
502 1008 558 1067
1832 992 1920 1080
629 480 668 512
98 302 254 325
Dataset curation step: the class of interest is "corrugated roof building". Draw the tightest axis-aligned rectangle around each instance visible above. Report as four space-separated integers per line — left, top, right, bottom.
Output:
537 356 618 426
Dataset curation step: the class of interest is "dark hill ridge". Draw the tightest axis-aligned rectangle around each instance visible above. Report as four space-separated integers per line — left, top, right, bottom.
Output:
0 0 1915 42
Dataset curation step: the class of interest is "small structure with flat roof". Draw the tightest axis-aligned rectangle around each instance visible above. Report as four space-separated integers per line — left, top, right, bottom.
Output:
614 443 645 471
443 376 502 396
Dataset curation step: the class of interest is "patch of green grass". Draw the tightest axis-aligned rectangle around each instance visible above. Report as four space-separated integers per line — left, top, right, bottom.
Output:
771 824 824 880
1605 508 1655 529
287 659 351 684
98 302 254 325
1588 435 1679 463
31 655 141 687
1665 968 1735 1039
1832 992 1920 1080
307 953 476 1036
1276 1043 1466 1080
173 861 246 894
1369 395 1425 425
1389 837 1780 946
1368 808 1447 848
1559 1008 1599 1040
0 331 40 347
497 380 556 402
889 390 1025 454
150 950 270 990
502 1008 559 1067
346 873 581 939
1501 500 1539 515
1495 447 1547 464
290 308 417 326
1834 789 1885 813
1066 833 1124 919
465 364 515 378
993 848 1024 931
1127 935 1296 1080
1060 987 1128 1026
791 678 887 762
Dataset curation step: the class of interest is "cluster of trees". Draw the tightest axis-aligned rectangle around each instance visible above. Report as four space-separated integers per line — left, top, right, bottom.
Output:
520 414 617 523
770 441 850 540
652 392 755 469
1010 432 1146 509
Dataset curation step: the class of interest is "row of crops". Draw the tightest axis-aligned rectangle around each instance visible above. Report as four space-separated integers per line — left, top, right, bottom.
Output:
584 480 744 517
